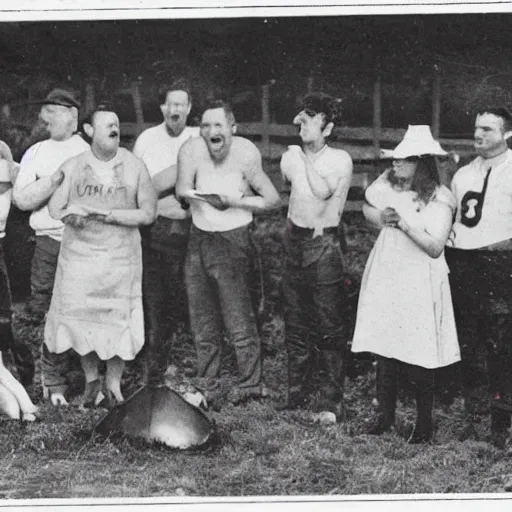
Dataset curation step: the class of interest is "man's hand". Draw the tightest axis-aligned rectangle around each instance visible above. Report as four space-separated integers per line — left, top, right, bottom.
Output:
62 213 87 229
51 168 65 187
380 207 400 227
446 228 456 247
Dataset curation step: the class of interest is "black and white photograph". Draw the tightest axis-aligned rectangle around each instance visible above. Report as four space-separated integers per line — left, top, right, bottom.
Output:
0 1 512 509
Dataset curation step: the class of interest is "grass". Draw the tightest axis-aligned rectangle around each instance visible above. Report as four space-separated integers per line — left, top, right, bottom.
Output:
0 209 511 499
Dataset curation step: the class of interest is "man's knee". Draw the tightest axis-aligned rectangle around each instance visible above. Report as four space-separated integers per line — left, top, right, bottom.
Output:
485 314 512 357
316 326 346 352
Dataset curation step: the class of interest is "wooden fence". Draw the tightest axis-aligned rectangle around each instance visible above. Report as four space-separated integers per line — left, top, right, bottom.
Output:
6 77 478 211
119 80 476 211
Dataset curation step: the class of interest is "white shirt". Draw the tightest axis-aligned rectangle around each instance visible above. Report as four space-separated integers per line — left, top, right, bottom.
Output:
451 149 512 249
281 145 353 232
0 160 12 238
14 135 89 241
133 123 199 177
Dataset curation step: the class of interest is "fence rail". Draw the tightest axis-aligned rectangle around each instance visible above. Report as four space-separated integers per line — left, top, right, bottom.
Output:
120 119 474 212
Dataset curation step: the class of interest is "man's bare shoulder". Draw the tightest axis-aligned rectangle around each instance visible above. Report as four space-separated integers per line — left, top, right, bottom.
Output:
119 147 148 171
232 137 261 163
328 146 353 163
179 136 208 159
233 136 259 152
323 146 353 175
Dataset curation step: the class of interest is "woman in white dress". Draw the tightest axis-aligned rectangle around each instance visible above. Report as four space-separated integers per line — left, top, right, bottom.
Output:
351 126 460 443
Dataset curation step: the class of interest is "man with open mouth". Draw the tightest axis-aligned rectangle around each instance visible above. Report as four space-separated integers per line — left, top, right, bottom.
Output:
176 99 280 407
132 79 199 384
44 104 156 408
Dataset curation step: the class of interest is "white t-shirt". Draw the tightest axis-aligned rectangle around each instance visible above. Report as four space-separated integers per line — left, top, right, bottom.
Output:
14 134 89 241
133 123 199 177
451 149 512 249
281 145 353 231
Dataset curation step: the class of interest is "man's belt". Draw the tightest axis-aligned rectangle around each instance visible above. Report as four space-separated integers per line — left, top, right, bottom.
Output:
286 220 338 238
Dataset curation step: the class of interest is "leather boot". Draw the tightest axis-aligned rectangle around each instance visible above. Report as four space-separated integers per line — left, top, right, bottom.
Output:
407 364 434 444
367 357 397 435
490 407 511 449
459 387 480 441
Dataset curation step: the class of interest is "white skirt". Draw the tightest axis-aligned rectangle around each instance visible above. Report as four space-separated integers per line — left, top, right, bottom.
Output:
351 227 460 369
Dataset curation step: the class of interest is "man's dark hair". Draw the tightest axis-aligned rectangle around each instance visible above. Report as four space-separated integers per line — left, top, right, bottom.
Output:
79 102 116 143
202 99 236 125
476 106 512 132
82 102 116 126
159 78 193 105
300 93 343 128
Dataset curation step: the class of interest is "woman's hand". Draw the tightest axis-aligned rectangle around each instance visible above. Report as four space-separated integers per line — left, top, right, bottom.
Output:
396 216 411 234
380 207 400 227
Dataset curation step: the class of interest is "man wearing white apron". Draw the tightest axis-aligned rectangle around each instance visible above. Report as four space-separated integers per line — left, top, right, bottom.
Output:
45 104 156 407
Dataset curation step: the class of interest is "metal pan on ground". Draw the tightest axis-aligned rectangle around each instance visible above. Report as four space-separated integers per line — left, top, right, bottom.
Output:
94 386 216 451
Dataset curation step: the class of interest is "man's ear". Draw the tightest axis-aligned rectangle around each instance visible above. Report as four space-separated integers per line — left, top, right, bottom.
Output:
232 124 237 135
83 123 94 139
322 122 334 138
504 130 512 141
159 104 166 116
187 102 192 116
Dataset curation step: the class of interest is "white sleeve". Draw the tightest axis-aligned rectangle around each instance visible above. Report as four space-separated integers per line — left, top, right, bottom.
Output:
132 134 145 159
364 171 393 210
424 199 454 240
13 145 39 199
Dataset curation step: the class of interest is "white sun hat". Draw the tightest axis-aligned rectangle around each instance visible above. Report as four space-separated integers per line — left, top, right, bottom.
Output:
380 125 447 159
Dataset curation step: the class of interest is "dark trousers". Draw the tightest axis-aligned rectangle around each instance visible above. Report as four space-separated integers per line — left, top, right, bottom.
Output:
185 224 262 390
31 236 70 395
282 225 347 411
141 238 188 384
0 240 34 387
446 247 512 421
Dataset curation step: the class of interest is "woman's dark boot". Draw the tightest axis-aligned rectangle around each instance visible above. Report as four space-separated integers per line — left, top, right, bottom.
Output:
490 407 511 449
367 357 398 435
407 364 434 444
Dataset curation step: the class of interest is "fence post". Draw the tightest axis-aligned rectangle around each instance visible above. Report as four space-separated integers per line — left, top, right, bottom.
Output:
83 82 96 114
131 82 144 137
261 84 270 161
372 74 382 159
431 68 441 138
307 76 314 93
1 105 10 120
